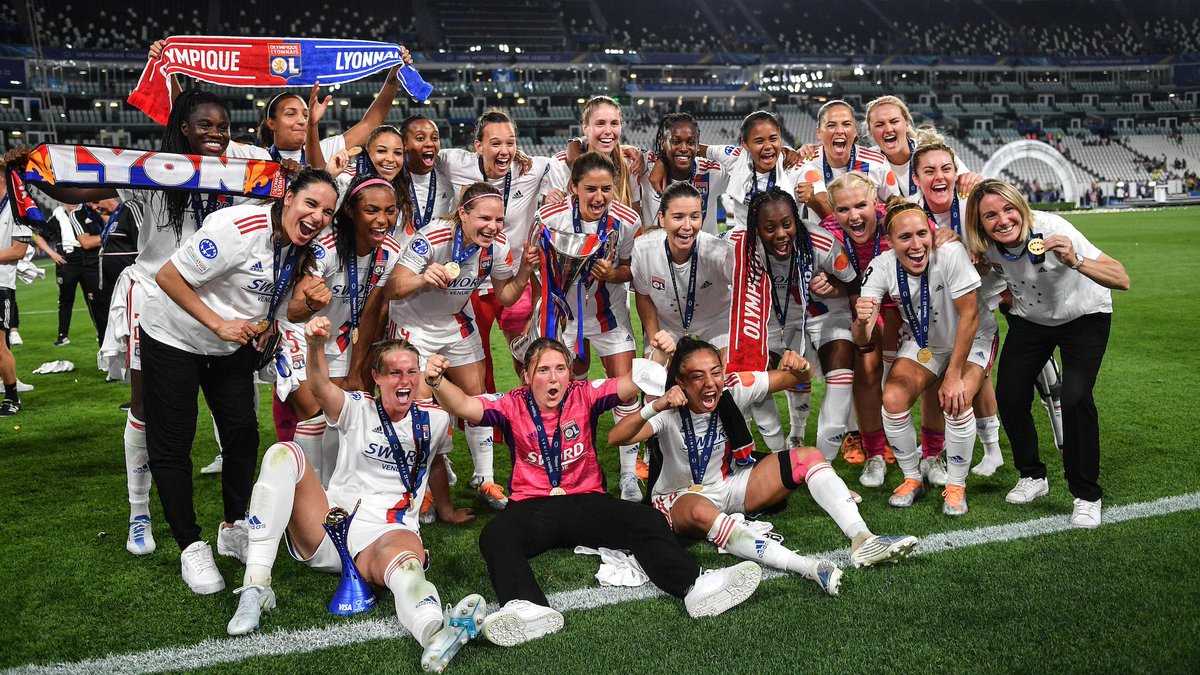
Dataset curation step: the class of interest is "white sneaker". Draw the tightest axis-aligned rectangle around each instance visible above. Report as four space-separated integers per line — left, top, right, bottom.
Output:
850 534 918 568
1070 498 1102 529
217 520 249 563
619 472 642 501
859 456 886 488
482 599 564 647
180 541 225 595
15 379 33 393
227 584 276 635
684 561 762 618
1005 477 1050 505
126 515 156 555
920 456 948 487
200 454 224 475
9 329 22 346
421 593 488 672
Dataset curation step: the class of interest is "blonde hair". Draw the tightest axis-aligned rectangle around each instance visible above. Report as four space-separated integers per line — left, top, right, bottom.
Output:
827 171 878 205
581 96 634 208
910 126 959 176
863 95 916 142
964 179 1034 255
882 196 927 236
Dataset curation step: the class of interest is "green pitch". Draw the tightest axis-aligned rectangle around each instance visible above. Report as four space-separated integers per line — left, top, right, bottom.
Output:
2 207 1198 673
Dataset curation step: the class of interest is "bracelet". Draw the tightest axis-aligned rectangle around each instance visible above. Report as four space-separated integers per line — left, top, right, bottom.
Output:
304 296 316 312
640 402 658 421
425 376 443 390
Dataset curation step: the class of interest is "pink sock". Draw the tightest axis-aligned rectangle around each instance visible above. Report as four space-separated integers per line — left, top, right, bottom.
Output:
862 429 887 458
272 394 297 442
920 426 944 458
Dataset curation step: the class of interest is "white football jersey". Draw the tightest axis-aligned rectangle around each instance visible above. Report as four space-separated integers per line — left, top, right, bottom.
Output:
538 197 641 336
327 392 452 527
649 371 770 495
761 223 857 341
0 198 32 290
143 204 311 355
887 146 971 203
796 146 900 204
389 219 515 338
271 134 345 167
638 154 730 235
630 229 733 341
311 230 403 355
704 145 803 230
860 241 984 351
542 148 643 210
981 211 1110 325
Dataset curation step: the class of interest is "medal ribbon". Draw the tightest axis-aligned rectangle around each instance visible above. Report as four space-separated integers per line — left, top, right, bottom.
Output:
190 193 231 229
823 145 858 184
680 405 721 486
267 237 304 324
906 139 919 196
451 224 480 267
843 224 883 277
375 396 430 500
895 258 931 350
268 144 305 168
744 167 776 204
925 193 962 236
571 198 614 358
998 231 1046 264
478 156 513 208
665 237 698 331
407 157 437 231
522 388 566 489
99 203 125 249
338 246 387 352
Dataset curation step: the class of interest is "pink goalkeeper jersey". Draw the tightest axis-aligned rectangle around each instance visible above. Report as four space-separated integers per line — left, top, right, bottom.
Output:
478 378 628 502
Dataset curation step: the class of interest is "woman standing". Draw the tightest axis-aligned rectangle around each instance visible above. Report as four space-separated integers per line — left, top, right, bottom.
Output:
796 101 898 222
862 95 980 203
141 168 337 593
545 96 640 213
639 112 730 235
965 179 1129 528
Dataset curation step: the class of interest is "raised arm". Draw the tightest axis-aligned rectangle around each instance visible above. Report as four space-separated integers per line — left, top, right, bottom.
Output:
304 316 346 422
424 354 485 425
765 349 813 394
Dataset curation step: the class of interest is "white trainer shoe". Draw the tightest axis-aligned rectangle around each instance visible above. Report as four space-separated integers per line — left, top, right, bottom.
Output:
850 534 919 568
421 593 488 672
180 541 225 595
482 599 564 647
1005 477 1050 505
920 456 948 487
200 454 224 475
1070 498 1102 529
971 451 1004 477
217 520 249 563
684 561 762 618
619 472 642 501
126 515 156 555
9 329 22 346
859 456 886 488
227 584 276 635
15 379 33 393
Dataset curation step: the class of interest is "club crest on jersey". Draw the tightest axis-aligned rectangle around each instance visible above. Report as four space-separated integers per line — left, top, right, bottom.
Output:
198 238 218 259
310 243 325 259
651 275 665 291
562 420 580 441
411 238 429 255
350 391 362 400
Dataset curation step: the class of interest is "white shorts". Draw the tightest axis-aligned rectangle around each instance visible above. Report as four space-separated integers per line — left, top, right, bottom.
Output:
562 318 637 359
285 488 418 573
898 330 998 376
260 321 309 401
770 312 854 355
650 467 754 531
326 346 352 379
390 323 486 368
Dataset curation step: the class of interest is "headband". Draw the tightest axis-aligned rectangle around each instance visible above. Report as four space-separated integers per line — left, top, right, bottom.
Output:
460 192 504 209
348 178 396 199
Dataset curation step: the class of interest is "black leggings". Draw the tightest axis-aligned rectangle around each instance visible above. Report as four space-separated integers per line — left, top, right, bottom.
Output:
141 331 260 549
997 312 1111 502
479 493 700 606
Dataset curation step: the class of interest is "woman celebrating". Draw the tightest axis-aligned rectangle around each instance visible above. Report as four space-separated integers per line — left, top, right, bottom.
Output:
702 110 801 230
546 96 641 211
965 179 1129 528
863 95 980 202
140 168 336 593
639 112 730 235
610 336 917 595
424 337 763 648
743 188 859 460
279 175 405 485
354 182 534 511
228 319 482 673
796 100 898 221
536 151 643 501
853 199 997 516
631 183 733 352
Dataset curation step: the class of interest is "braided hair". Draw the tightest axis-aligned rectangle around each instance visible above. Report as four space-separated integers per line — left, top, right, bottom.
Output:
651 112 698 172
332 174 398 267
160 89 230 244
744 187 813 276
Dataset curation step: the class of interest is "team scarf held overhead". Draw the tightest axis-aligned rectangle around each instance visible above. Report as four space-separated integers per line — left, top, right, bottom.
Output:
4 168 46 234
129 36 434 125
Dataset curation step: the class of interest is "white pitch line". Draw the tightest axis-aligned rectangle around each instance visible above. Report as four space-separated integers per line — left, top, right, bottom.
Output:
8 492 1200 675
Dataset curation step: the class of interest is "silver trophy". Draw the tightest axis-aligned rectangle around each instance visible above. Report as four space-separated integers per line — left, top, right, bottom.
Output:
510 223 615 359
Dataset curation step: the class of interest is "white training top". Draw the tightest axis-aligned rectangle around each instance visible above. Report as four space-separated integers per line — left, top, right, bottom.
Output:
0 198 33 290
796 145 900 205
630 229 733 340
436 148 551 266
310 229 403 356
327 392 452 527
389 218 515 338
882 145 971 203
538 197 641 335
762 224 857 342
638 154 731 235
860 241 982 351
142 204 302 355
543 148 643 210
272 134 346 167
704 144 802 230
649 370 770 496
981 211 1111 325
122 141 272 285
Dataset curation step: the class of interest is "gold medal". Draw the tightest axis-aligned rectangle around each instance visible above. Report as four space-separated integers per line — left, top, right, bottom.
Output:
549 487 566 496
917 347 933 364
443 262 461 279
1026 237 1045 255
347 145 363 156
687 484 705 493
254 320 271 335
351 327 359 345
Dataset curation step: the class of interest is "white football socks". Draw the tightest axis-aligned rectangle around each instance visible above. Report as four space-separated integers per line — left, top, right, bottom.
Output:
464 422 495 483
320 424 340 487
804 462 869 539
243 443 305 587
882 407 921 481
973 414 1004 475
706 512 819 579
613 401 640 474
784 385 811 445
943 408 977 488
815 369 854 460
294 413 328 486
750 395 786 452
385 551 443 647
124 412 150 519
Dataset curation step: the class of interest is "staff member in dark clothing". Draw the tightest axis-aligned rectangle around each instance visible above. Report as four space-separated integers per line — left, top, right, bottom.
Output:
92 197 142 290
58 203 108 344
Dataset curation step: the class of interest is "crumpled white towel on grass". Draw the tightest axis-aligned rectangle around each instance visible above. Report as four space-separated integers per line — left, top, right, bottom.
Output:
33 360 75 374
574 546 649 587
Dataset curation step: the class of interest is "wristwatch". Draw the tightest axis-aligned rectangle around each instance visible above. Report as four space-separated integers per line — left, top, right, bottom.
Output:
1071 253 1085 270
